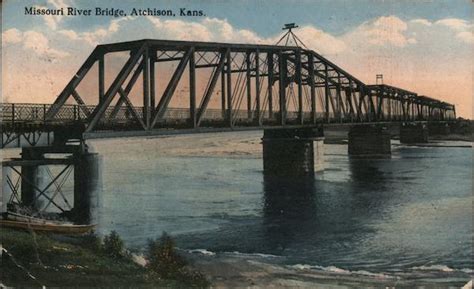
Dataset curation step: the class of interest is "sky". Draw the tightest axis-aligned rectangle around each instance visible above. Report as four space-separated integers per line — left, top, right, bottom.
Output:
2 0 473 118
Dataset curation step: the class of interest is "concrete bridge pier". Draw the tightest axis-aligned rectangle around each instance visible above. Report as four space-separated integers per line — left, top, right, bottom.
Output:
73 152 102 224
428 122 450 136
262 127 324 176
348 125 391 157
15 145 102 224
400 123 429 144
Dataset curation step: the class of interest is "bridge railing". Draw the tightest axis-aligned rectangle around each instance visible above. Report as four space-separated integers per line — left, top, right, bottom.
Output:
0 103 93 123
0 102 453 129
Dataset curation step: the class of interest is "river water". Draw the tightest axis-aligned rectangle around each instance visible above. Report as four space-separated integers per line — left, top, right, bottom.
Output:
86 131 472 282
3 130 472 283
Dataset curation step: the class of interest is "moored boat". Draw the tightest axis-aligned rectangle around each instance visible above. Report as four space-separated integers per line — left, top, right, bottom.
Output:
1 212 96 234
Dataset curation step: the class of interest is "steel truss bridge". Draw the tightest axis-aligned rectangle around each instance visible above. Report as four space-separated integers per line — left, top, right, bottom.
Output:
1 38 456 148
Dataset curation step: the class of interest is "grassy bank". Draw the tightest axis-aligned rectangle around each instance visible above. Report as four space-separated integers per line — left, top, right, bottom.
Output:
1 228 209 288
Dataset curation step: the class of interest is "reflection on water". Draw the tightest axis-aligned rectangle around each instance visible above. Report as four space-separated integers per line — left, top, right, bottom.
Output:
262 174 316 252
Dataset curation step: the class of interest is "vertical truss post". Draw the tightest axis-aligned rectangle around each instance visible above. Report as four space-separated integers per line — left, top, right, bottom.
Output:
388 94 392 121
403 100 407 121
406 99 411 120
407 100 410 120
400 99 404 121
356 87 362 121
143 46 150 129
324 64 330 123
368 92 376 121
221 66 226 118
336 72 342 123
414 102 420 119
308 53 316 124
347 81 355 121
397 98 400 120
255 49 261 124
246 51 252 119
359 86 369 122
392 96 395 120
278 52 287 125
226 49 233 127
268 52 274 119
296 50 303 125
189 50 196 128
391 99 398 121
98 54 105 104
377 87 384 121
150 51 156 113
408 100 412 121
416 102 419 120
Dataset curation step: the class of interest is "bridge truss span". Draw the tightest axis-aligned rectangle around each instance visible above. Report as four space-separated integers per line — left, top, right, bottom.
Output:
1 39 456 147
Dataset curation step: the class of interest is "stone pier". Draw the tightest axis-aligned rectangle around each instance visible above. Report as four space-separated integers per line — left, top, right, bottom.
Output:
400 123 429 144
428 122 450 136
262 127 324 176
348 125 391 156
73 152 102 224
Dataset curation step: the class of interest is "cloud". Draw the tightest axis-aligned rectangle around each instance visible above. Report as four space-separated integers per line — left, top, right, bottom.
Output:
3 28 23 44
343 16 411 47
58 17 134 45
23 31 70 59
435 18 470 30
290 26 347 55
39 0 75 30
2 29 69 59
456 31 474 44
410 19 432 26
58 29 80 40
148 17 213 41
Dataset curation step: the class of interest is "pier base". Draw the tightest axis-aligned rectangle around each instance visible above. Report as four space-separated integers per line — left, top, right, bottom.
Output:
262 127 324 176
400 123 429 144
428 122 450 136
73 152 102 224
348 125 391 156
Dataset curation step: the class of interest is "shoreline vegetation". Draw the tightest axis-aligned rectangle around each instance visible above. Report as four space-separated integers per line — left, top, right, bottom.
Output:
2 228 471 288
1 228 209 288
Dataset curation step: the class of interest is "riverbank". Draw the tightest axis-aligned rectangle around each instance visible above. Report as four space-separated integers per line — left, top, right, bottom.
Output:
182 251 472 289
0 228 208 288
3 226 469 288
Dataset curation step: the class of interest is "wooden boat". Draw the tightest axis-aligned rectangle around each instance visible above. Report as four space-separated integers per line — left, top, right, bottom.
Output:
0 212 95 234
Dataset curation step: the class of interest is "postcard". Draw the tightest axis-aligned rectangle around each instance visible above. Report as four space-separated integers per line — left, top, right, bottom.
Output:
1 0 472 288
